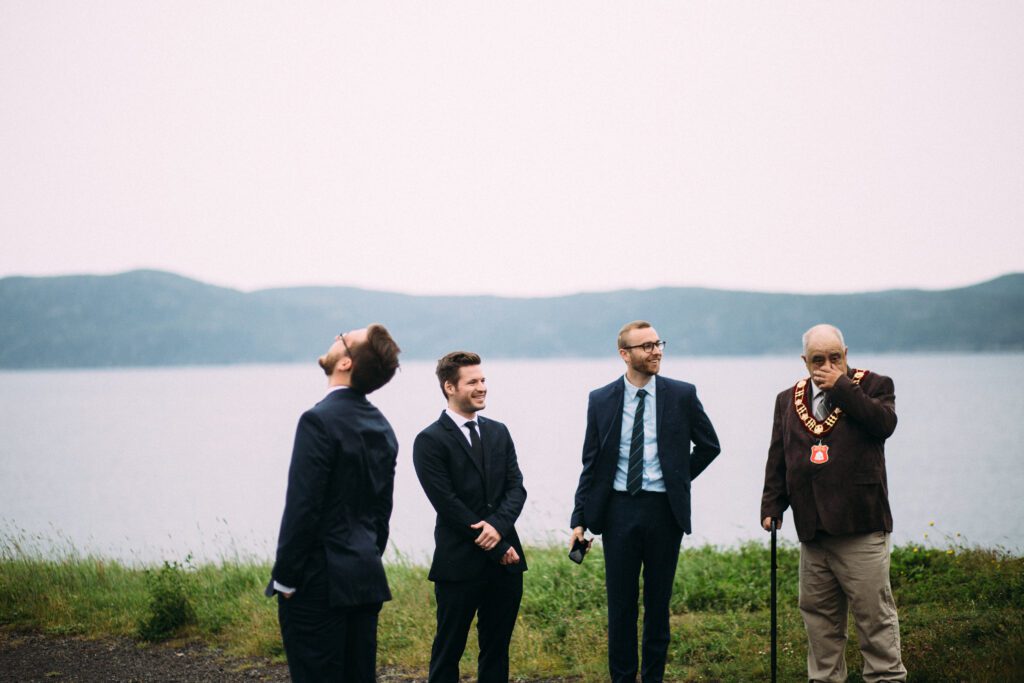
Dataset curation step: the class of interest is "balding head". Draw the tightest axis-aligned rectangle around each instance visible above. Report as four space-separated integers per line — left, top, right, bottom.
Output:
802 324 845 356
802 324 849 385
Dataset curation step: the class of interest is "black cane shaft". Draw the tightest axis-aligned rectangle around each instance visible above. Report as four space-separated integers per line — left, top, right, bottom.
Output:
771 520 777 683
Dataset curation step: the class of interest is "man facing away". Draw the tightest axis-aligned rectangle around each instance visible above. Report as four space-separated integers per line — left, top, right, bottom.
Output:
761 323 906 682
413 351 528 683
266 324 401 682
571 321 721 683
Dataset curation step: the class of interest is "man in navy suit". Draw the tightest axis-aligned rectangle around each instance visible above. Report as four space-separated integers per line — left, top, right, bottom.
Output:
267 323 401 682
571 321 720 683
413 351 527 683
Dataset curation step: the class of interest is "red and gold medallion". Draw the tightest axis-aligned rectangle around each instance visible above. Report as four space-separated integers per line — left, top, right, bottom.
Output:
810 444 829 464
792 369 867 437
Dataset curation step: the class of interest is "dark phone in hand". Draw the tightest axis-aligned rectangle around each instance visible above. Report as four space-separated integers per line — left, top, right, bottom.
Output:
568 537 591 564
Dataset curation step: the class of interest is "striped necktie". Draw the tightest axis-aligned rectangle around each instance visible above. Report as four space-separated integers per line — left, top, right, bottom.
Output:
626 389 648 496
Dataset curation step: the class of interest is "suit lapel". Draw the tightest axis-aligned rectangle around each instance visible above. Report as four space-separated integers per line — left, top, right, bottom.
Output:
478 416 497 499
656 375 667 464
599 380 625 453
439 411 485 479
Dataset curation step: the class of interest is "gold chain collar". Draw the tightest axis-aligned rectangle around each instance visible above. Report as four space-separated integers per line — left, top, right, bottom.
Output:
793 369 867 436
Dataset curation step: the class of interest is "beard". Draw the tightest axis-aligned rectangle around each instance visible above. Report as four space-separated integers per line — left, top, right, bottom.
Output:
318 350 342 376
629 354 661 377
454 393 485 415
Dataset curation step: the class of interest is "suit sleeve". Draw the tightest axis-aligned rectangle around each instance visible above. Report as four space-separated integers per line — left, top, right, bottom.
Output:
413 431 484 541
372 446 397 557
272 411 333 588
687 389 721 481
484 426 527 539
760 394 789 520
830 373 897 440
570 395 600 529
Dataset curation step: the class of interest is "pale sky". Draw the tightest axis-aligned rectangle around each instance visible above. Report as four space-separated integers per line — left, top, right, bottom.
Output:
2 2 1022 296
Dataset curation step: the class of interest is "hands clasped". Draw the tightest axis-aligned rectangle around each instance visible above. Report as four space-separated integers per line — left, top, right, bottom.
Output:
470 520 521 565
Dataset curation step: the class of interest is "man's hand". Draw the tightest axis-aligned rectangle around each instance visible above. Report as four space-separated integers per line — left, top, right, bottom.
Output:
570 526 587 549
499 546 520 565
812 364 844 390
470 520 502 550
762 516 782 531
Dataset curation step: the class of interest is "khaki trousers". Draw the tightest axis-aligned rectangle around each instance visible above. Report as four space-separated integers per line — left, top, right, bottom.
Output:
799 532 907 683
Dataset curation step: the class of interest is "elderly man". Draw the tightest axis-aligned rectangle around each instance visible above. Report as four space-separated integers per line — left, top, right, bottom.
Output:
761 324 906 682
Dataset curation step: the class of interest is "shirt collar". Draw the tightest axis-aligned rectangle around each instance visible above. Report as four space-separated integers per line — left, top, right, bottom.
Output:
622 374 656 401
326 385 349 396
446 408 479 428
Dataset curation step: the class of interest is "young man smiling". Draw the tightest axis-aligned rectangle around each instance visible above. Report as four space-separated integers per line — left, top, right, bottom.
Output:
413 351 528 683
571 321 721 682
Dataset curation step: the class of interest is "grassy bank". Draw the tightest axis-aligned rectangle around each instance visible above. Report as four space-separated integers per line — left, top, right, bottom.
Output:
2 537 1022 682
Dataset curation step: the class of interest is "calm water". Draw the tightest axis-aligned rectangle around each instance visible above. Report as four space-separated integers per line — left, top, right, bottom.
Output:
1 354 1022 564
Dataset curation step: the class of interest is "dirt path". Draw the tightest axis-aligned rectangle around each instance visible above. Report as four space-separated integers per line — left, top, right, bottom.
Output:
0 630 295 682
0 630 427 682
0 631 582 682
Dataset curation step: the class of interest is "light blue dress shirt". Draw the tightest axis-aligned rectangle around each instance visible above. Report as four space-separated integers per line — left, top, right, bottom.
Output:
613 375 665 492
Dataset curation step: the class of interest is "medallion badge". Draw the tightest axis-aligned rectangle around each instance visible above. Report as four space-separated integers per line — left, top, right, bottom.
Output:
810 444 829 464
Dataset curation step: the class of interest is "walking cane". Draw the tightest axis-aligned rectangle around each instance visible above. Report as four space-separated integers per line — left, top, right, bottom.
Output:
770 519 778 683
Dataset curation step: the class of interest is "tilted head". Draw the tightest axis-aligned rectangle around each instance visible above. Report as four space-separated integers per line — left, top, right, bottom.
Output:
318 323 401 394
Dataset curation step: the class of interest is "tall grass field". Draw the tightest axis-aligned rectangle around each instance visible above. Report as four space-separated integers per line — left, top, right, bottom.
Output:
1 534 1022 681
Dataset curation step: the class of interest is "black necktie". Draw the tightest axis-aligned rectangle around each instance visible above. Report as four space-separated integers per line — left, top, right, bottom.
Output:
466 420 485 477
627 389 647 496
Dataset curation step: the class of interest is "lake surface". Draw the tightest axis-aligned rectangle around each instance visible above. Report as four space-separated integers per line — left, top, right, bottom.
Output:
2 354 1022 564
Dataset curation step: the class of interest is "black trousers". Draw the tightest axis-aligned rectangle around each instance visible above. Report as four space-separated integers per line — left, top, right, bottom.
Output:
428 564 524 683
602 491 684 683
277 569 382 683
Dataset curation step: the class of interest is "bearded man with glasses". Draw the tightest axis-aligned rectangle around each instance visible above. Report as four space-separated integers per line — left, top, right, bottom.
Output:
266 324 401 682
570 320 721 682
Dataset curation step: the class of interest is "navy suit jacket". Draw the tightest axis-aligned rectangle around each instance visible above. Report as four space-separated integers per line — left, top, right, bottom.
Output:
571 375 721 535
267 388 398 607
413 412 527 582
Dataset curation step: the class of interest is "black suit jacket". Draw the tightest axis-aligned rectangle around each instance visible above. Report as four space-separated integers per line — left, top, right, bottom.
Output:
267 388 398 606
571 375 721 535
413 412 528 582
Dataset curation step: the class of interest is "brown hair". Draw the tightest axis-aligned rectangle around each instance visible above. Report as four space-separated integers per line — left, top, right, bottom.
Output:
617 320 652 349
435 351 481 399
349 323 402 394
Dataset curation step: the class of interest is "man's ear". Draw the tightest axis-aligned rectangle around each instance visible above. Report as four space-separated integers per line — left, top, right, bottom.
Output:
443 380 454 398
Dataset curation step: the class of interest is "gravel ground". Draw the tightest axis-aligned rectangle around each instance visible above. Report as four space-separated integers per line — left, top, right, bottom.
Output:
0 631 438 682
0 631 580 682
0 631 294 682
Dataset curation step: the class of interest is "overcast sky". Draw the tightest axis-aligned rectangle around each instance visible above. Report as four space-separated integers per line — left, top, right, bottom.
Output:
2 2 1022 297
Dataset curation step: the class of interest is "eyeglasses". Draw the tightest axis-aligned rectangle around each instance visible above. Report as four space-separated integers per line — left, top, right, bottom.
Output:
338 333 352 356
622 340 667 353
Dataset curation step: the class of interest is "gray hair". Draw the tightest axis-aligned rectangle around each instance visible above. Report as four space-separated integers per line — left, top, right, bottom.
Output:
802 324 845 355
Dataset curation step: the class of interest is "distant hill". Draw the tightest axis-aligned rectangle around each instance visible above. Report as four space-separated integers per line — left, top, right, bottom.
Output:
1 270 1022 368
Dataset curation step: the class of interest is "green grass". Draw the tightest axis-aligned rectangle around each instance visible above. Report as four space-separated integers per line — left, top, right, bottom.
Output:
1 535 1022 681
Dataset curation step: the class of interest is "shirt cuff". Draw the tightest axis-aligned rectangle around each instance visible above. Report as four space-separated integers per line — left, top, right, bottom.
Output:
273 580 296 594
